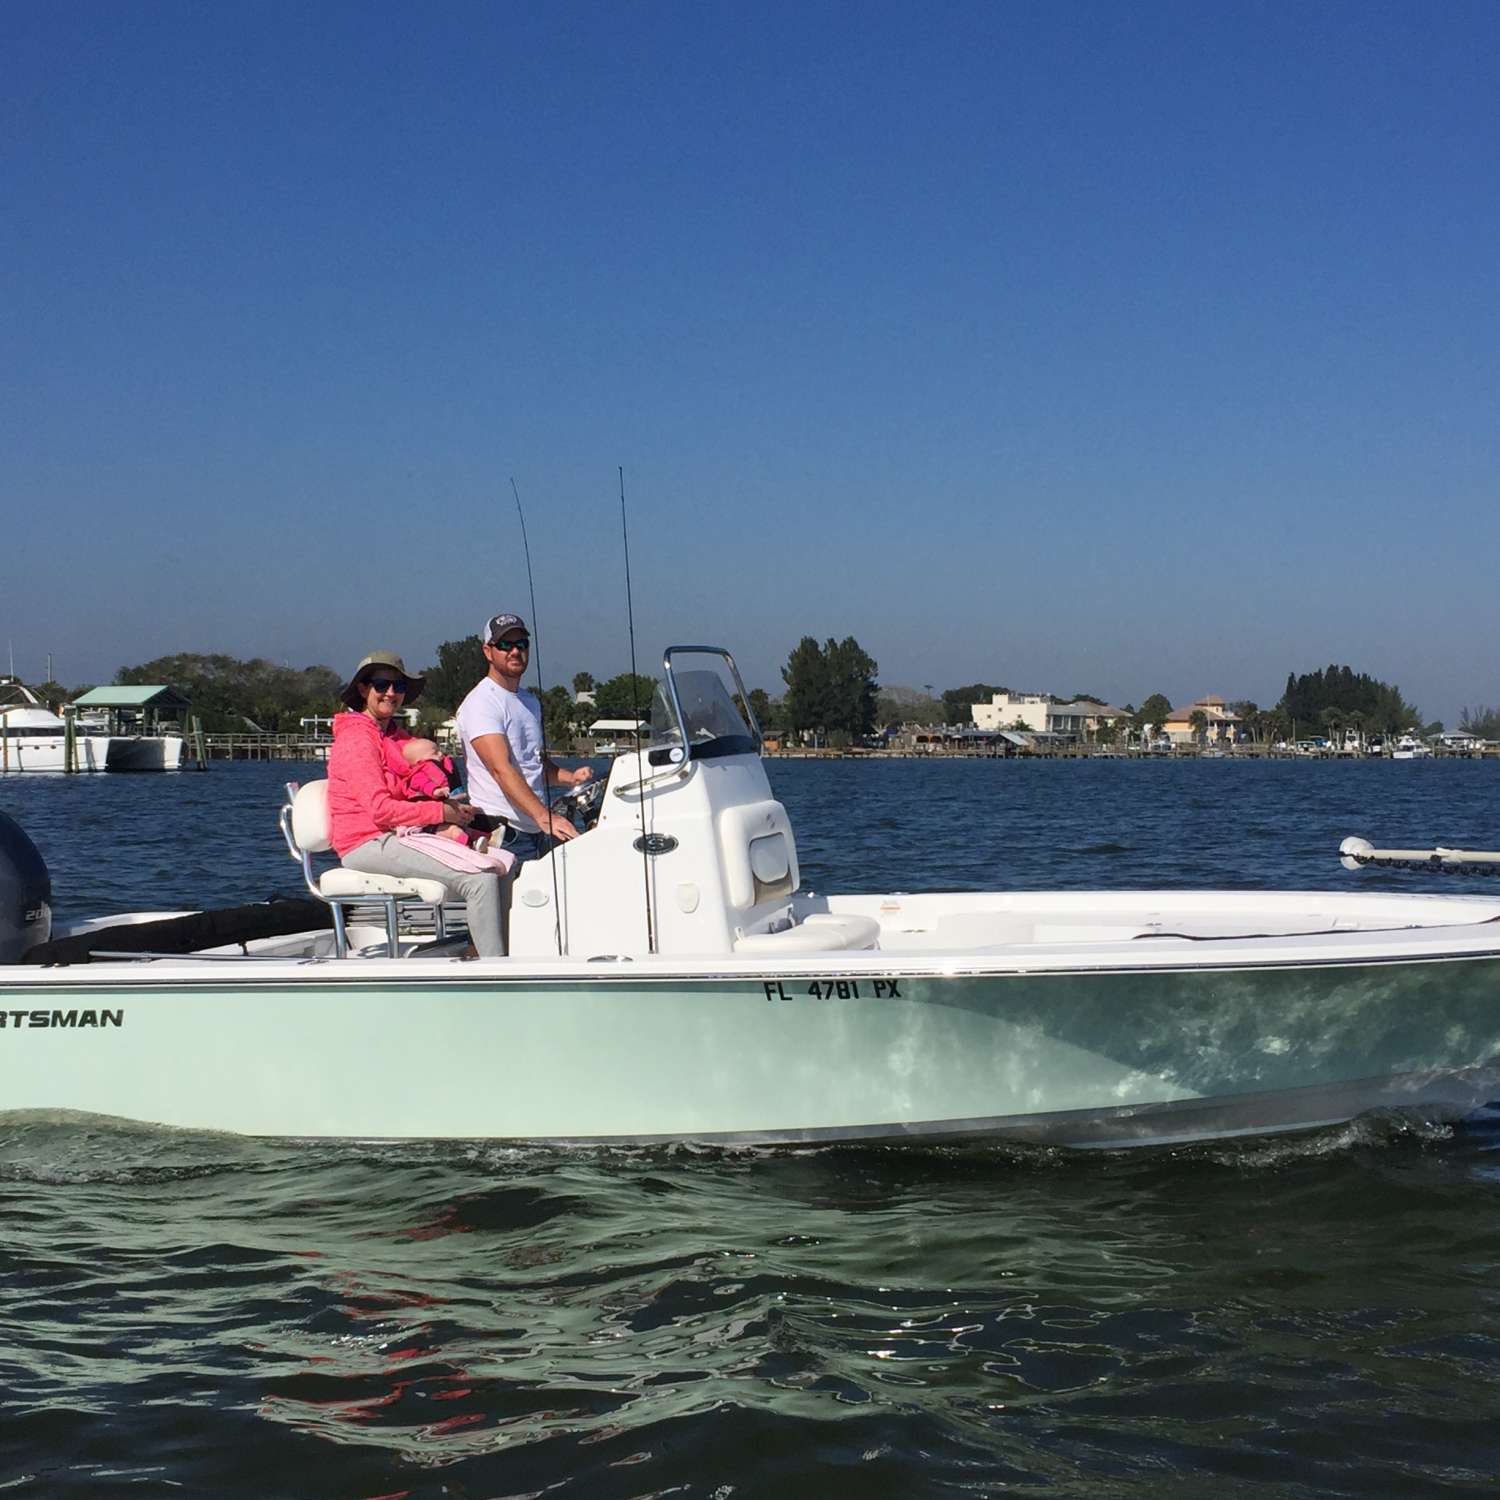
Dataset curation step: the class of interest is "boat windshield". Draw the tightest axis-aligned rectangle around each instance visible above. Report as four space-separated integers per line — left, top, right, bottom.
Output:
648 653 760 762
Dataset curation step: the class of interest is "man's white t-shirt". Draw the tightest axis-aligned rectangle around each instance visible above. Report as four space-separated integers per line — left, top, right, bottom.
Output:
456 677 545 832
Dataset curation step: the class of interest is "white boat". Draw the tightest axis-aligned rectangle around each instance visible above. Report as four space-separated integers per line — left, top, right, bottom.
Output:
3 648 1500 1149
0 679 113 772
99 731 185 771
1392 736 1433 760
72 687 189 771
0 679 187 771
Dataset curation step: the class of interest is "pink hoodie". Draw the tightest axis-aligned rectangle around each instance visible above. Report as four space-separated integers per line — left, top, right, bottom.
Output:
327 712 446 857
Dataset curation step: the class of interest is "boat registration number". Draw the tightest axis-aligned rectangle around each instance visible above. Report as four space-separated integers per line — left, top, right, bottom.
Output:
762 979 901 1001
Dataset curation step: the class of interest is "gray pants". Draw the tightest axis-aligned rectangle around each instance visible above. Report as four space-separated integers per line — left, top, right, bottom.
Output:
342 834 507 957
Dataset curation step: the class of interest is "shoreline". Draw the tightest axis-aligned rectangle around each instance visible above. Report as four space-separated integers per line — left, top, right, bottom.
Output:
764 746 1500 762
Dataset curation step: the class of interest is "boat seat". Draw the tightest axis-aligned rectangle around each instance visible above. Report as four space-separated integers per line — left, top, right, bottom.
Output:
734 912 882 954
278 780 448 958
318 867 448 903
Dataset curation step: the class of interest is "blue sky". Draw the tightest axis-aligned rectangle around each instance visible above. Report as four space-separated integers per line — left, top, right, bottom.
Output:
6 1 1497 722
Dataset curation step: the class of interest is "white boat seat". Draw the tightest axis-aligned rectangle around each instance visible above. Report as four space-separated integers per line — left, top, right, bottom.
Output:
319 867 449 905
279 780 449 958
734 912 881 954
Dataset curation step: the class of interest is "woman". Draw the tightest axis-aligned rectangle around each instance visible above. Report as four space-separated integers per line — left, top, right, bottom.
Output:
326 650 507 957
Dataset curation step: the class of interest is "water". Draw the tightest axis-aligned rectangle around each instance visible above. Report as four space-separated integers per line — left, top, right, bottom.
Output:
4 758 1500 1497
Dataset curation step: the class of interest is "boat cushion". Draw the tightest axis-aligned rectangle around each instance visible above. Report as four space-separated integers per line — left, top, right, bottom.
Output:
733 912 881 954
290 780 335 854
718 801 800 910
319 869 449 905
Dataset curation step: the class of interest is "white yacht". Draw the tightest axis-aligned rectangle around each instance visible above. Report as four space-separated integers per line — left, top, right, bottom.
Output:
0 679 113 772
1392 736 1433 760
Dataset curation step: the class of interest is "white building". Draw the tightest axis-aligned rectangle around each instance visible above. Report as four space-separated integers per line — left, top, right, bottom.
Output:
972 693 1130 738
1438 729 1485 754
972 693 1051 732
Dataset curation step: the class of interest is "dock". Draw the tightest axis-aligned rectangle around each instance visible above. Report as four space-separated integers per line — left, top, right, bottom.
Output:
202 733 331 761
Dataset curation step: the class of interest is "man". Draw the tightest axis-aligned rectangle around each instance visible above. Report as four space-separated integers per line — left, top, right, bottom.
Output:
456 612 593 865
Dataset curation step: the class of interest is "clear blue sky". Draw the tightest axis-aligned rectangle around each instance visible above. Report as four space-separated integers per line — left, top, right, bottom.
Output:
6 1 1497 723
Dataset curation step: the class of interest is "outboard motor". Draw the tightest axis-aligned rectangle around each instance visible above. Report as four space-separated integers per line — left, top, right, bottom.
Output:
0 811 51 962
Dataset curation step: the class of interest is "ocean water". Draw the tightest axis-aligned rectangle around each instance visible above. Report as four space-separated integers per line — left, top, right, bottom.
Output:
3 758 1500 1497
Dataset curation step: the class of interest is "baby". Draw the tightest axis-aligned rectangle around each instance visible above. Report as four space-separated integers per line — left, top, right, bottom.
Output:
391 738 486 848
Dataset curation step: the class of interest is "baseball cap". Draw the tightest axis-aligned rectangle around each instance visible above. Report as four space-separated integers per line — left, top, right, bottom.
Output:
483 613 529 643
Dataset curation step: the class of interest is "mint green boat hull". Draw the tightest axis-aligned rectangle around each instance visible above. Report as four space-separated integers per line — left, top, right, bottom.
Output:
4 952 1499 1146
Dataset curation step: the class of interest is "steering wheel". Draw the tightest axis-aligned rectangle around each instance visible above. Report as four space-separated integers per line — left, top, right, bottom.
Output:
553 776 607 831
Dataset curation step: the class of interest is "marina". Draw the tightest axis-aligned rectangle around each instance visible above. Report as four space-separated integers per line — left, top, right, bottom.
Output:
0 679 206 773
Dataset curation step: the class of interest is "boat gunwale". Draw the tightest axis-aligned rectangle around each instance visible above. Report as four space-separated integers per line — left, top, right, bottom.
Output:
7 939 1500 990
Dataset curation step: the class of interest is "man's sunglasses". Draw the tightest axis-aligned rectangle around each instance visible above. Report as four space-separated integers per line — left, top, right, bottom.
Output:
490 637 531 652
366 676 409 694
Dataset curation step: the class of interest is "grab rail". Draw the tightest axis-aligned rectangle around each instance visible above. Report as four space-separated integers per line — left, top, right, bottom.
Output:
1340 836 1500 874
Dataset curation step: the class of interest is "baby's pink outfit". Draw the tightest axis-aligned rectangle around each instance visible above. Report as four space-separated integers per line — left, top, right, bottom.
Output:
383 743 473 845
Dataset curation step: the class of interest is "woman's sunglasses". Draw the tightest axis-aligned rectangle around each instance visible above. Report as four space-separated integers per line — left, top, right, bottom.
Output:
366 676 409 695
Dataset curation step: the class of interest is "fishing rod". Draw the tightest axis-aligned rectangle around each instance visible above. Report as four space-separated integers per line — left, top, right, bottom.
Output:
510 476 564 954
1339 836 1500 876
620 465 656 954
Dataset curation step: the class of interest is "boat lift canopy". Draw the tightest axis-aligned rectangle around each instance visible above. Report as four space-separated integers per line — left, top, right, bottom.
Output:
71 686 192 711
71 685 192 737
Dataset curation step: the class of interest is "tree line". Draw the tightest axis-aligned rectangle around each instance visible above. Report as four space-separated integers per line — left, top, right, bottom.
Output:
95 647 661 742
1276 664 1426 740
112 654 343 733
1461 705 1500 739
92 645 1469 748
764 652 1445 748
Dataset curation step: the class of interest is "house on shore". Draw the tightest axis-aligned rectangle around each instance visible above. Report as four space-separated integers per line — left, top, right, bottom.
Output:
1438 729 1487 755
971 692 1130 740
1162 695 1243 746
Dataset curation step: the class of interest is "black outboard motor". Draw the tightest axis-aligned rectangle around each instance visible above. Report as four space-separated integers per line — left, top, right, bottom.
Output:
0 811 51 962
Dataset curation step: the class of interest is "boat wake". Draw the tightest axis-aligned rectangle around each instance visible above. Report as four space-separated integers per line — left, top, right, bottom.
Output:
0 1102 1487 1184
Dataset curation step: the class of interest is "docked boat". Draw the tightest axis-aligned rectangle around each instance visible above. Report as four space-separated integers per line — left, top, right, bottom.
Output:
0 679 113 772
100 732 185 771
1392 736 1434 760
3 648 1499 1148
0 679 185 772
71 685 189 771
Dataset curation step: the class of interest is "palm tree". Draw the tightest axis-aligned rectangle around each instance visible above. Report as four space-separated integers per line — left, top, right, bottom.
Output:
1319 706 1343 752
1189 708 1208 747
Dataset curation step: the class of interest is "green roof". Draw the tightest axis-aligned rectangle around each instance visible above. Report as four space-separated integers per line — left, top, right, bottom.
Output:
73 685 191 708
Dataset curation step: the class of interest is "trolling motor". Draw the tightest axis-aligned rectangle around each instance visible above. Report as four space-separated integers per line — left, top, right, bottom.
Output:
1340 836 1500 877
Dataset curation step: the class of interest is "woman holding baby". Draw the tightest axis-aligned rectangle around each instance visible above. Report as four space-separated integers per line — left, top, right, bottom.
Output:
325 650 510 957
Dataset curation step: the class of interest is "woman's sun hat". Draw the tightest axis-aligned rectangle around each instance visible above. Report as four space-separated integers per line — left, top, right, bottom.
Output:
339 650 426 710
